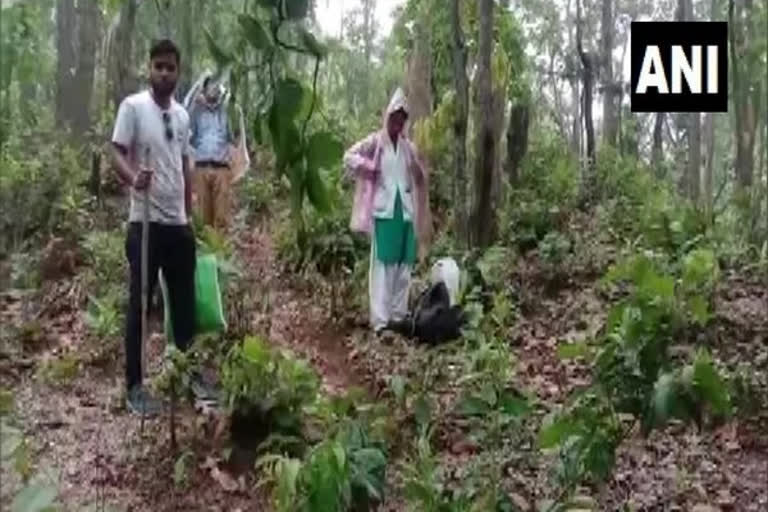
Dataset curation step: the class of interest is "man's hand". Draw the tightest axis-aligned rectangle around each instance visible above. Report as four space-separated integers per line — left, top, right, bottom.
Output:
133 167 153 191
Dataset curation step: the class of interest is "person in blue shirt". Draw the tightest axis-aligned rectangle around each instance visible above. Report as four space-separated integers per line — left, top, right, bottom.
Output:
189 76 234 231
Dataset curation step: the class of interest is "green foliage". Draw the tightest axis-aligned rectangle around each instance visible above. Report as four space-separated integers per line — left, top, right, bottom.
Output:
501 131 579 250
237 174 276 222
412 92 456 214
84 289 122 339
0 137 84 256
221 336 319 434
82 230 125 288
2 393 60 512
541 251 730 499
173 450 195 488
258 393 389 512
401 429 467 512
538 231 572 267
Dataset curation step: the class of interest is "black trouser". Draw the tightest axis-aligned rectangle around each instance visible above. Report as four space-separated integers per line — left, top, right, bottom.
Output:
124 222 196 390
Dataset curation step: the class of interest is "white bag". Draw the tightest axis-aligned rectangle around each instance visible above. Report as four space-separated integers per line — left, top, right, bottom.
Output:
430 257 460 306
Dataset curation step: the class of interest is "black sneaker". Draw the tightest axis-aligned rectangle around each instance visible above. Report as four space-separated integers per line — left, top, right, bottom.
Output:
190 373 219 405
126 386 164 416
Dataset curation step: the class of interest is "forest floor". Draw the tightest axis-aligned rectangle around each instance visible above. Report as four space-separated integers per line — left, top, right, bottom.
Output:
1 211 767 511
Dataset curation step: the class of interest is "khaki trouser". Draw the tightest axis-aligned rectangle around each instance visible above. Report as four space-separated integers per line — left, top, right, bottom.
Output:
193 165 232 231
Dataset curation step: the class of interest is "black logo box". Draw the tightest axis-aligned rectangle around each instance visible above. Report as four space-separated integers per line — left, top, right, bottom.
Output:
630 22 728 113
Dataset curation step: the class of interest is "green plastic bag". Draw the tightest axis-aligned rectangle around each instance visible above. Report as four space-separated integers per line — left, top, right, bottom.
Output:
160 253 227 344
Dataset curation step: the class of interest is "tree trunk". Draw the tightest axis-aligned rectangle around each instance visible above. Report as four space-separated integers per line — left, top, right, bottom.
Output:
577 0 596 198
70 0 100 142
652 112 665 175
471 0 496 248
490 85 506 218
601 0 618 147
729 0 759 190
406 15 433 132
450 0 470 248
676 0 700 202
506 104 529 184
55 0 77 132
704 112 715 218
108 0 140 112
361 0 375 109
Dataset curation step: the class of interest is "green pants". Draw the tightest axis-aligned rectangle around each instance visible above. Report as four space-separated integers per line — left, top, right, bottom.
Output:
374 192 417 265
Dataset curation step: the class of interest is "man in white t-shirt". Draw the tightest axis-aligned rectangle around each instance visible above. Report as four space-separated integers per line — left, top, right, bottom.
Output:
111 39 212 415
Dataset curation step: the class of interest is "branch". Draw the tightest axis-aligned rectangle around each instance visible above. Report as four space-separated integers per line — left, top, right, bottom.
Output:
272 20 313 56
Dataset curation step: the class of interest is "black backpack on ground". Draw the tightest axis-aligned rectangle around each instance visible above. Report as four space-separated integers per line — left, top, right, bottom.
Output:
388 282 466 345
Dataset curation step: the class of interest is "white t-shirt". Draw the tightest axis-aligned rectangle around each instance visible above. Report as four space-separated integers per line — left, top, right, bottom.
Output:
112 90 191 225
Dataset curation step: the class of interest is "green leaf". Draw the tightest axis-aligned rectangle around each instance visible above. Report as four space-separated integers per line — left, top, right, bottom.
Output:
687 294 710 326
498 391 530 417
389 375 406 405
280 0 310 19
238 14 272 49
413 394 432 428
538 415 577 449
204 29 231 67
275 457 301 501
299 26 327 59
11 483 57 512
307 131 342 171
455 394 491 417
173 451 193 486
268 103 301 171
242 336 269 363
692 350 731 416
556 342 591 360
257 0 278 8
305 166 330 213
275 78 305 121
478 383 497 406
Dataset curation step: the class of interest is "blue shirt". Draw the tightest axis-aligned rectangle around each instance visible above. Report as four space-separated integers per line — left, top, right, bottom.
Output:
189 101 232 164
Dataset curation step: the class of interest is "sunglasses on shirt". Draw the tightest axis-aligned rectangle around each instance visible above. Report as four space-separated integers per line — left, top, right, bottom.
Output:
162 111 174 142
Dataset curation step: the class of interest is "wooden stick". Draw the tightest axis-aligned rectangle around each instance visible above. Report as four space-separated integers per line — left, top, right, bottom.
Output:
140 148 150 436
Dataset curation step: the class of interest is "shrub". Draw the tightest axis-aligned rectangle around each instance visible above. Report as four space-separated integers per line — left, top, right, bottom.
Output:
221 336 320 437
501 130 579 250
0 134 85 255
541 251 729 500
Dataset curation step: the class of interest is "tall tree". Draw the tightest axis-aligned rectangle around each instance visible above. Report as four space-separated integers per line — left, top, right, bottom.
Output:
106 0 140 112
576 0 596 197
55 0 76 131
566 0 582 157
406 6 433 130
652 112 665 175
729 0 762 190
471 0 496 248
360 0 376 108
702 0 719 218
600 0 618 147
70 0 100 141
676 0 700 202
506 103 529 184
450 0 469 248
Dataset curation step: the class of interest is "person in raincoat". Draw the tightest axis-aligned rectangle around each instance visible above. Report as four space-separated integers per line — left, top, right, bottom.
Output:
344 88 432 334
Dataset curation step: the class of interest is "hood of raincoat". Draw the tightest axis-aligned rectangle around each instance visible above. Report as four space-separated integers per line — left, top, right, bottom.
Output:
381 87 410 142
184 69 230 112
